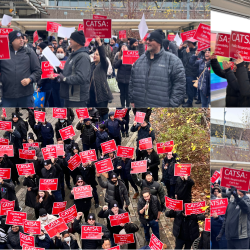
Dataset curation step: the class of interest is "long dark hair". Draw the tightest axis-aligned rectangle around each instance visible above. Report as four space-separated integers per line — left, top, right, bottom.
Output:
36 191 49 203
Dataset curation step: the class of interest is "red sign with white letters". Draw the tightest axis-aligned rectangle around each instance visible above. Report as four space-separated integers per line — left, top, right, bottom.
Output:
83 19 112 38
41 61 54 79
0 36 10 60
122 50 139 65
211 198 228 216
210 171 220 183
33 30 39 43
134 112 146 123
197 41 210 51
73 185 92 199
67 154 82 171
23 220 41 235
34 110 46 123
205 218 210 232
0 28 13 35
168 34 175 41
130 160 147 174
181 29 197 42
78 24 84 31
119 30 126 39
46 21 61 33
193 23 211 44
0 145 13 157
0 200 15 215
16 163 35 176
39 179 58 191
156 141 174 154
6 210 27 225
44 217 68 238
19 149 36 160
101 139 117 154
117 146 134 158
185 201 206 216
52 201 67 215
0 138 9 145
165 197 183 211
41 146 57 160
79 150 97 164
114 109 127 118
81 226 102 239
174 163 192 176
2 108 6 118
95 158 114 174
52 108 67 119
58 204 77 224
214 33 230 56
22 246 45 250
149 233 163 250
93 15 107 19
75 108 89 119
139 137 152 151
109 212 130 227
20 232 35 247
0 121 11 130
114 234 135 244
23 143 39 149
47 144 64 156
59 125 75 141
0 168 11 179
59 61 66 69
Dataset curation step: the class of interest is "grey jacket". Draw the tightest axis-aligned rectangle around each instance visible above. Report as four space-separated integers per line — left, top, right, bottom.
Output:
60 47 91 102
129 49 186 107
0 45 41 98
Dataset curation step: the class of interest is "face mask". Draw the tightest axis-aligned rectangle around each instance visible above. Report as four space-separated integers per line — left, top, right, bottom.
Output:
104 39 109 43
39 235 45 240
36 49 41 55
41 216 47 221
238 195 241 198
60 119 65 123
247 194 250 198
64 237 70 242
42 124 46 126
56 53 64 59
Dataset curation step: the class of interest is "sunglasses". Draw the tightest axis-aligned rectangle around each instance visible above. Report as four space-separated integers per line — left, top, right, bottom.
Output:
146 38 154 42
88 218 95 221
77 181 83 183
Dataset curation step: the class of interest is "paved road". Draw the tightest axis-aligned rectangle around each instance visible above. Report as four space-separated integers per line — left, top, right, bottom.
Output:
0 108 176 249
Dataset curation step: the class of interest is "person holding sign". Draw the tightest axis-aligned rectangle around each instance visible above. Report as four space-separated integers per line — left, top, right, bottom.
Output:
96 124 109 154
216 186 250 249
34 190 55 216
35 229 56 249
55 231 79 249
6 225 23 250
129 29 185 107
0 30 41 107
175 174 194 204
37 208 57 230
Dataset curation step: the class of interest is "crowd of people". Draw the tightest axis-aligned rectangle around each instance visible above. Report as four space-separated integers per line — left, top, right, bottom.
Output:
0 22 211 108
0 107 210 249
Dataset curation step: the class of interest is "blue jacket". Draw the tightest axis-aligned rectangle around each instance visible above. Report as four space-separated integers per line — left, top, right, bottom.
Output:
211 215 226 242
104 118 125 137
130 124 155 147
35 234 55 249
118 158 133 181
34 122 54 140
96 130 109 149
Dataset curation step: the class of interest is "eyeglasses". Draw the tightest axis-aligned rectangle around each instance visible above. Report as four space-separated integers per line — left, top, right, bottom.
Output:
147 38 154 42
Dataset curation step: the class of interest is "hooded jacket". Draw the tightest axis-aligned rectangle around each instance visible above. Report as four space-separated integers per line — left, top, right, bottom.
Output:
6 226 24 249
129 49 186 107
143 150 160 173
60 47 91 102
0 45 41 99
41 163 62 190
104 118 125 138
55 119 71 140
96 130 109 149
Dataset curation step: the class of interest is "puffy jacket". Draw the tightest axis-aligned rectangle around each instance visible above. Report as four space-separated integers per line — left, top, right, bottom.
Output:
6 227 24 249
198 231 210 250
175 176 194 204
35 233 55 249
162 153 178 185
165 210 205 242
23 175 39 208
76 122 96 145
36 214 58 231
129 49 186 107
104 118 125 138
60 47 91 102
219 195 250 240
0 45 41 99
34 122 54 140
97 176 130 206
96 130 109 149
132 174 165 205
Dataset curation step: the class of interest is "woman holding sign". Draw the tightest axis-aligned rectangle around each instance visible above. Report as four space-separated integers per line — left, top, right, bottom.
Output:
34 189 55 215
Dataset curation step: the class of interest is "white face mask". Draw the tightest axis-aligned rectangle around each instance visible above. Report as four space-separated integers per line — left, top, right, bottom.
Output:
64 236 70 242
230 196 235 202
41 215 47 221
56 53 64 59
36 49 41 55
39 234 45 240
247 194 250 198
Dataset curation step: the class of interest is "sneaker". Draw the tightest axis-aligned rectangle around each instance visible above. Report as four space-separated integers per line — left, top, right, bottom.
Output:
95 203 99 208
133 192 139 199
182 102 193 107
122 132 125 138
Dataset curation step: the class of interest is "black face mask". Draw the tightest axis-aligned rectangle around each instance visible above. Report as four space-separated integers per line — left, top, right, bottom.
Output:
112 180 117 184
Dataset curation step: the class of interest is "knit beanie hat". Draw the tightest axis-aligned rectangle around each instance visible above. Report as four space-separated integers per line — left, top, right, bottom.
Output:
129 38 137 47
38 41 48 50
70 30 85 46
147 30 164 45
8 30 22 44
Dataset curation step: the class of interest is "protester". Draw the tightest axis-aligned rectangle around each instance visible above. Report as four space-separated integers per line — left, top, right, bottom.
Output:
175 175 194 204
35 229 56 249
143 148 160 181
6 225 23 249
95 124 109 154
34 119 54 147
35 190 55 215
37 208 57 229
55 231 79 249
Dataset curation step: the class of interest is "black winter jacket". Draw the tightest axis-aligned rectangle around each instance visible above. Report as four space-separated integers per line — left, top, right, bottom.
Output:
79 163 98 187
198 231 210 249
104 118 125 138
55 236 79 249
6 227 24 249
34 193 55 214
175 176 194 204
23 175 39 208
143 150 160 172
162 153 178 185
55 120 71 141
41 163 62 190
76 122 96 145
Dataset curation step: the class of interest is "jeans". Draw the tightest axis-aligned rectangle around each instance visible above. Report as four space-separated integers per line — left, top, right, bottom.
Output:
143 220 160 242
118 82 129 108
99 113 109 122
41 138 54 148
175 238 193 249
64 100 87 107
52 82 64 107
169 184 176 199
200 91 210 107
2 95 34 107
92 186 99 204
52 190 63 202
124 178 139 193
186 76 197 105
227 238 249 249
110 234 116 247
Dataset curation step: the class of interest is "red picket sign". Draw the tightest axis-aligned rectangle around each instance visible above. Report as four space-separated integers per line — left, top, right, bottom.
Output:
0 145 13 157
122 50 139 65
20 232 35 247
6 210 27 225
197 41 210 51
210 171 220 183
59 61 66 70
185 201 206 216
134 112 146 123
52 108 67 119
41 61 54 79
79 150 97 164
2 108 6 118
0 28 13 35
34 110 46 123
156 141 174 154
211 198 228 216
108 246 120 250
22 246 45 250
143 33 150 41
19 149 36 160
0 200 15 215
109 212 130 227
33 30 39 43
78 24 84 31
116 146 134 158
73 185 92 200
23 143 39 149
130 160 147 174
138 137 153 151
46 21 61 32
39 179 58 191
67 154 82 171
0 121 11 130
114 109 127 118
95 158 114 174
205 218 210 232
229 61 234 70
52 201 67 215
0 36 10 60
59 125 75 141
75 108 89 119
220 167 250 191
81 226 102 239
119 30 126 39
174 163 192 176
41 147 57 160
214 33 230 57
168 34 175 41
114 234 135 245
93 14 107 19
101 139 117 154
165 197 183 211
23 220 41 235
16 163 35 176
230 30 250 61
83 19 112 38
0 138 9 145
58 204 77 224
181 29 197 42
193 23 211 44
47 144 64 156
0 168 11 179
85 38 93 47
44 217 68 238
149 233 164 250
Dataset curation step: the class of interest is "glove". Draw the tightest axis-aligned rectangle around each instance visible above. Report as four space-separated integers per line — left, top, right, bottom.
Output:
161 204 166 212
125 206 130 214
230 186 238 199
3 154 8 159
54 66 63 74
56 73 65 83
216 233 222 241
